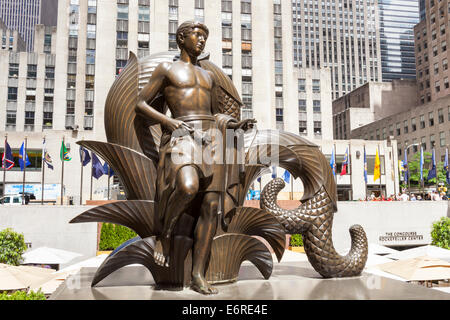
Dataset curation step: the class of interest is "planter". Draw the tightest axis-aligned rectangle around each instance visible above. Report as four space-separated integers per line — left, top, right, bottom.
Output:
288 246 305 253
97 250 112 256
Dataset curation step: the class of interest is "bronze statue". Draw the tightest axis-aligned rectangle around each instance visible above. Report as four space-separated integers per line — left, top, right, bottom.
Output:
70 20 368 295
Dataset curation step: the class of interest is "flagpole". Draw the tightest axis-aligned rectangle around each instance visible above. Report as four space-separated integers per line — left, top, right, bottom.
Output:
290 173 293 200
60 137 65 205
364 145 368 199
333 143 337 185
41 136 45 205
90 158 93 201
378 144 383 197
80 140 84 205
107 166 111 200
2 134 7 200
348 143 353 200
22 136 27 205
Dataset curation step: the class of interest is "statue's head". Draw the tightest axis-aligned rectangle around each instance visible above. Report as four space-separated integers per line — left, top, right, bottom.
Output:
176 20 209 56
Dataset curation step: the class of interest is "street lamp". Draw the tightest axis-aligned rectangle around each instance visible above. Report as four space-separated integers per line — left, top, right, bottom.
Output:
405 143 419 197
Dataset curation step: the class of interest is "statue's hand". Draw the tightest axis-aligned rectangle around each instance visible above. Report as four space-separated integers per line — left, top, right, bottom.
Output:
165 119 194 133
229 118 257 131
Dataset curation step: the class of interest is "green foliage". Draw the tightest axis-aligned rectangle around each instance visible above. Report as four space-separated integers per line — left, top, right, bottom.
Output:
290 234 303 247
0 289 46 300
0 228 27 266
406 152 447 186
99 223 137 250
431 217 450 250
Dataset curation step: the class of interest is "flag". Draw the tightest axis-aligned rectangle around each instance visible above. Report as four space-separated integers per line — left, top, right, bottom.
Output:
257 176 261 183
363 147 367 183
420 146 424 182
91 153 104 179
60 141 71 161
102 162 114 177
42 138 53 170
283 170 290 183
2 141 14 170
79 146 91 166
403 149 408 183
340 147 349 176
373 148 380 182
271 166 277 179
330 146 336 176
445 148 449 184
19 142 31 171
427 148 436 181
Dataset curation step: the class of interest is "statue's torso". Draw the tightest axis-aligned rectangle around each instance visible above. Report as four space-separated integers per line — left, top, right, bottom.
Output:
163 61 213 119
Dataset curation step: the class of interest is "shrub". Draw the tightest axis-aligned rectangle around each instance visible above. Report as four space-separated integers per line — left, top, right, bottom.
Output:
0 228 27 266
290 234 303 247
431 217 450 250
99 223 137 250
0 289 46 300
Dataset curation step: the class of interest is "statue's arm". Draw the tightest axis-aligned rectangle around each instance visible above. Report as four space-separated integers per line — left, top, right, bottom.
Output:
136 62 180 131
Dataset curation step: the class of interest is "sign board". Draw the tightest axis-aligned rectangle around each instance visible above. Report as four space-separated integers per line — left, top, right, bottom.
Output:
5 184 61 200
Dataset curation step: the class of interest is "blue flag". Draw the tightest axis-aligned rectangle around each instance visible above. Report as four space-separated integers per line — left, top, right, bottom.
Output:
2 140 14 170
91 153 104 180
403 149 408 183
102 162 114 177
363 146 368 183
445 148 449 184
330 146 336 176
427 149 436 180
257 176 261 183
271 166 277 179
19 142 31 171
419 146 424 182
79 146 91 166
283 170 290 183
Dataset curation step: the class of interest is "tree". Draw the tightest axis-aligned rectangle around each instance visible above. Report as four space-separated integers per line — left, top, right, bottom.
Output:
431 217 450 249
404 152 448 186
0 228 27 266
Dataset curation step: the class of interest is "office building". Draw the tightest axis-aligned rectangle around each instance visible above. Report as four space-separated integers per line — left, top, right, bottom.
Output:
291 0 382 100
378 0 419 81
0 0 58 51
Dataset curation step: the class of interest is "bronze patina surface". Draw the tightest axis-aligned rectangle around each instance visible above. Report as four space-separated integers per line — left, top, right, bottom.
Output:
70 21 368 295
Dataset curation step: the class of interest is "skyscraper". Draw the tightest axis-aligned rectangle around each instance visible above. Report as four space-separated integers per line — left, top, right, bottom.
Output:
291 0 382 100
0 0 57 51
378 0 419 81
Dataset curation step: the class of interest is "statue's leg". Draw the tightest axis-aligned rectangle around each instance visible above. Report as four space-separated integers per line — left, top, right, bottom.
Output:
157 165 199 265
190 192 219 295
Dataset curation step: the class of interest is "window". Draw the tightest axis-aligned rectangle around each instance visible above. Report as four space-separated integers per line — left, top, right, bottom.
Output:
298 79 306 92
9 63 19 77
8 87 17 101
444 59 448 70
421 136 427 150
430 134 436 148
429 112 435 126
27 64 37 78
313 100 321 112
440 131 446 147
433 46 438 56
45 67 55 79
441 24 446 35
434 62 439 74
420 115 425 128
298 99 306 112
403 120 408 134
6 111 16 125
442 41 447 52
396 122 401 135
445 77 449 89
25 111 35 125
314 121 322 135
312 79 320 93
117 4 128 20
276 108 283 122
435 81 440 93
299 121 307 135
432 29 437 40
439 108 444 123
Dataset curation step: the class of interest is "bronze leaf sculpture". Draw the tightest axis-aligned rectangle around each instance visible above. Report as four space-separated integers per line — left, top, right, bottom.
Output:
70 21 368 295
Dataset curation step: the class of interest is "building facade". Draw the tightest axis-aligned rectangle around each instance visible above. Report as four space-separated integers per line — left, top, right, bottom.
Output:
414 0 450 105
332 80 418 139
351 94 450 164
0 0 334 203
0 19 26 52
0 0 58 51
291 0 382 100
378 0 419 81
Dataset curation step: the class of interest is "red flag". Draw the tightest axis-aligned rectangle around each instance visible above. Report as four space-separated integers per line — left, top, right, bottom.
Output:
340 147 349 176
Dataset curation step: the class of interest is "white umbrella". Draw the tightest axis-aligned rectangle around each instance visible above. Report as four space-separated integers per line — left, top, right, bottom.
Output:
22 247 83 265
56 254 108 275
385 245 450 262
377 255 450 281
0 264 56 291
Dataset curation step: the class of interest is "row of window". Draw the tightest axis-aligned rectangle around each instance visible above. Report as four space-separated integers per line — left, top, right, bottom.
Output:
399 130 448 157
